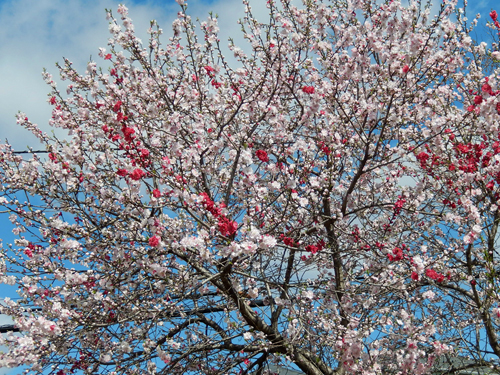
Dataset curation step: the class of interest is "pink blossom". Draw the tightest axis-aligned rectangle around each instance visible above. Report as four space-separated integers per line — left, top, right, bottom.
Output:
148 236 160 247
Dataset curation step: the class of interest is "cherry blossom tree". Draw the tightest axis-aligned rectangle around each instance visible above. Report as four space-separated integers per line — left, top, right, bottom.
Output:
1 0 500 374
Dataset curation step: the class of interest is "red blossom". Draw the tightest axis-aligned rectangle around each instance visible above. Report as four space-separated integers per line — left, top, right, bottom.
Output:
306 245 319 254
116 112 128 122
152 189 161 198
256 150 269 162
148 236 160 247
393 198 406 215
387 247 403 262
112 101 123 113
474 95 483 105
283 237 295 246
416 151 429 168
201 192 222 216
402 65 409 73
425 268 445 282
218 216 237 237
104 54 112 60
129 169 146 180
211 80 222 89
491 10 498 21
122 126 135 143
301 86 315 94
204 66 215 77
117 169 128 177
319 142 331 155
482 83 494 95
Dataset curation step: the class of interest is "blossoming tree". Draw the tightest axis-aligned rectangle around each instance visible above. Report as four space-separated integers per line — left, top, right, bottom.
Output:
2 0 500 374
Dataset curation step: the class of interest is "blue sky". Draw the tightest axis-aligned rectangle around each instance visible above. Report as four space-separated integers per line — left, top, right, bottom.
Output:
0 0 499 372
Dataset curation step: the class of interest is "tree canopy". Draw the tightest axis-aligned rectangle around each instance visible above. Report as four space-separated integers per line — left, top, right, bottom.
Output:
2 1 500 374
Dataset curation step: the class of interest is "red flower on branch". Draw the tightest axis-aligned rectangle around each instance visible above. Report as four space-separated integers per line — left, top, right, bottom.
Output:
301 86 315 94
218 216 237 237
112 101 123 113
148 236 160 247
256 150 269 162
129 169 146 181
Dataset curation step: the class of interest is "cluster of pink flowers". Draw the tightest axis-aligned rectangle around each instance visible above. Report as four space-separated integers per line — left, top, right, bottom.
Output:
318 141 331 155
24 242 42 258
393 197 406 215
116 168 146 181
425 268 446 283
200 193 237 237
305 239 325 255
149 235 160 247
491 10 500 30
280 234 296 247
467 78 500 113
387 247 404 262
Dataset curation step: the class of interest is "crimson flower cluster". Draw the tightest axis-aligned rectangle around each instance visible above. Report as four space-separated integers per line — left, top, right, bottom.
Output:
200 193 238 237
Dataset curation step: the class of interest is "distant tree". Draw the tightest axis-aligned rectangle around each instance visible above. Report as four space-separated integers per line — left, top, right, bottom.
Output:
2 1 500 374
